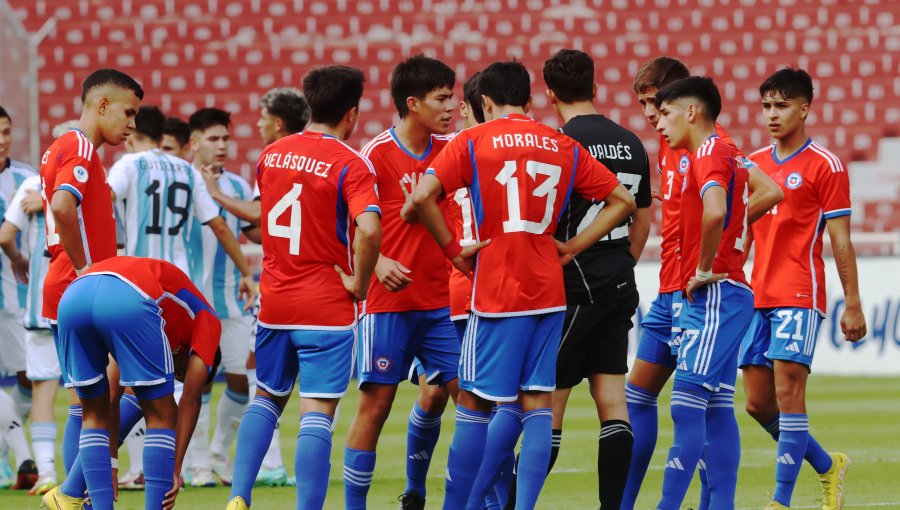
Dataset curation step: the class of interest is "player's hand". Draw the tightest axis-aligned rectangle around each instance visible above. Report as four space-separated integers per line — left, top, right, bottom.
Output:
375 256 412 291
684 273 725 303
162 474 180 510
10 254 28 284
840 305 866 342
239 274 258 311
199 164 222 197
651 186 663 203
555 239 576 266
399 174 420 223
334 265 368 301
451 239 491 279
21 189 43 214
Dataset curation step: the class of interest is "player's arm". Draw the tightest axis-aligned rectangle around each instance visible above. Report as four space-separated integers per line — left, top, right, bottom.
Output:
243 225 261 244
559 183 636 265
166 352 207 508
335 212 382 300
0 221 28 284
205 216 258 308
747 163 783 224
200 165 261 223
628 207 651 261
826 215 866 342
685 185 728 302
50 190 90 273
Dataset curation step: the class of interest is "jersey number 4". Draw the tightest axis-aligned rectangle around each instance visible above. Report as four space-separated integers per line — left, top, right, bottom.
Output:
268 183 302 255
145 180 192 235
495 160 561 234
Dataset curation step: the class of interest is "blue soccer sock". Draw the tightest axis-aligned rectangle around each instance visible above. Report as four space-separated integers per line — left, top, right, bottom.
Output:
493 450 516 509
63 405 82 474
657 381 711 510
405 401 442 497
118 393 145 443
466 404 522 510
761 415 833 474
697 456 710 510
773 413 810 507
622 382 659 510
296 412 334 510
515 408 552 510
230 396 282 506
79 429 113 510
344 447 376 510
704 389 740 509
442 405 491 510
144 429 176 509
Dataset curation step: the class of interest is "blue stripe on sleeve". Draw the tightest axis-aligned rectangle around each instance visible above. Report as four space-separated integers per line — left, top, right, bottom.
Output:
56 184 83 204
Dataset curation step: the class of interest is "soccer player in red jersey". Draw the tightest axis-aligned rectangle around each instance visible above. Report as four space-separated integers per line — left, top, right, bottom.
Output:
38 68 142 495
343 55 458 510
413 61 635 510
227 65 381 510
739 68 866 510
43 256 222 510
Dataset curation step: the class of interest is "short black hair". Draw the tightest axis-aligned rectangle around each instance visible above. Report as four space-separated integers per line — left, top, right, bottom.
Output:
543 49 594 103
302 66 366 126
655 76 722 121
163 117 190 146
0 106 9 122
463 72 485 124
478 61 530 108
80 68 144 103
759 67 815 104
633 57 690 94
189 108 231 133
260 87 310 133
134 106 166 142
390 54 456 118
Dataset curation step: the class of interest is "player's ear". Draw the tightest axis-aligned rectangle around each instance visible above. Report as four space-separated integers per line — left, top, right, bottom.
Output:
800 102 809 121
97 96 110 115
274 116 285 134
592 82 599 99
523 96 533 114
406 96 418 115
545 89 556 104
459 100 469 118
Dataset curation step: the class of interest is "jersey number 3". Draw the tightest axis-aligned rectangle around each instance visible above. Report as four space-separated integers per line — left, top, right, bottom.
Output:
268 183 303 255
496 160 561 234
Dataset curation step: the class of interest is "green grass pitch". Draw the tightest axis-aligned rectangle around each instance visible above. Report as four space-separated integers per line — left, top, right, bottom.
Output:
2 376 898 509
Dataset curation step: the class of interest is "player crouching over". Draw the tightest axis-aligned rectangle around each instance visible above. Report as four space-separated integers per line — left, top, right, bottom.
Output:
41 256 225 510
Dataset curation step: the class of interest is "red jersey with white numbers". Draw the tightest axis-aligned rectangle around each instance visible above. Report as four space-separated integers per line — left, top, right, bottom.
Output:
448 187 477 320
428 114 620 316
39 129 118 321
679 135 750 290
361 129 452 314
257 131 381 329
748 139 850 315
81 256 221 370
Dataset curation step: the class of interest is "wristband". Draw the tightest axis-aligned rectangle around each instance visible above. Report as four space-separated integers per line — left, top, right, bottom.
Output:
110 457 119 469
442 240 463 260
695 268 712 282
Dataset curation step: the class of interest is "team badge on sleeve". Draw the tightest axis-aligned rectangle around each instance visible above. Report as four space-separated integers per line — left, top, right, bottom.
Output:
678 155 690 175
74 166 89 183
785 172 803 189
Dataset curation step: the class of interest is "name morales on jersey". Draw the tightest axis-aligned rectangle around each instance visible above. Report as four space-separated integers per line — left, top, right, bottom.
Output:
261 152 333 178
491 133 559 152
587 143 633 161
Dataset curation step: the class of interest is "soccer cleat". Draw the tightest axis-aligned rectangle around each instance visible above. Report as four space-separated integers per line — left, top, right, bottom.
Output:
765 502 789 510
12 458 38 490
226 496 250 510
398 490 426 510
254 466 288 487
819 452 850 510
211 453 234 486
188 466 218 487
27 475 57 495
117 470 146 490
40 486 84 509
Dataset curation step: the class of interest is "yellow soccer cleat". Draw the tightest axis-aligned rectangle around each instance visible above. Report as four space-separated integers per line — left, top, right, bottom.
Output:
40 486 84 510
226 496 250 510
765 502 789 510
819 452 851 510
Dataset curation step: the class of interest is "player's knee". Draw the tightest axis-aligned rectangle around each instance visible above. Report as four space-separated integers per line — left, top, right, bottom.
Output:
418 385 450 414
744 398 777 422
773 384 806 413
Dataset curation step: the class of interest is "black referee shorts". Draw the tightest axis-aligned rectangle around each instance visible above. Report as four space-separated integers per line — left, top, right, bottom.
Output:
556 271 640 388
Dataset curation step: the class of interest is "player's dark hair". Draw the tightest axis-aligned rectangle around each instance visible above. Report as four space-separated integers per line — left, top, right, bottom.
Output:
759 67 815 104
633 57 690 94
655 76 722 121
543 49 595 103
260 87 310 133
134 106 166 142
189 108 231 134
0 106 9 122
302 66 366 126
462 72 485 124
478 61 531 108
163 117 190 147
205 348 222 386
80 68 144 103
390 54 456 118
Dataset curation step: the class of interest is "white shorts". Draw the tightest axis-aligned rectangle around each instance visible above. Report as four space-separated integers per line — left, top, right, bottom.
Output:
26 328 61 380
0 311 26 376
220 316 252 375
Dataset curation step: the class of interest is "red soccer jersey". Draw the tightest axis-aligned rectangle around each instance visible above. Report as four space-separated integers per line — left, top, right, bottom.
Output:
428 114 620 316
657 125 737 293
82 256 221 370
361 129 452 314
679 135 750 290
257 131 381 328
748 139 850 314
448 187 477 320
39 129 118 321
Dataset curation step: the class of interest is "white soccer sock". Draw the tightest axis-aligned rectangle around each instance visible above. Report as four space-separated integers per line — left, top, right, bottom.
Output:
29 422 56 477
124 418 145 475
186 394 212 470
210 387 248 458
10 384 32 422
0 391 31 466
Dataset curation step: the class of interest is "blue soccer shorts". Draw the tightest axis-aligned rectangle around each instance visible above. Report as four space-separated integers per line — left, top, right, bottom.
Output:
459 312 564 402
255 326 355 398
57 275 174 401
635 291 683 369
739 307 823 371
674 281 754 391
358 308 459 386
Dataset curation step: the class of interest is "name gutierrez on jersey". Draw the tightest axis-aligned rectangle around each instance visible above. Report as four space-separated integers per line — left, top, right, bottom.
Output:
262 152 333 178
492 133 559 152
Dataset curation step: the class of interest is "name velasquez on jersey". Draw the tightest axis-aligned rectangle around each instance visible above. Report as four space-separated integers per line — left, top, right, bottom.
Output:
554 115 651 304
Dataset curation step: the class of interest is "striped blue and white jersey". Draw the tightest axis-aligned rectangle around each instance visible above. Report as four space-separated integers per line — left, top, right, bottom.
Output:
188 168 252 319
107 149 220 276
0 159 36 312
4 175 49 329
